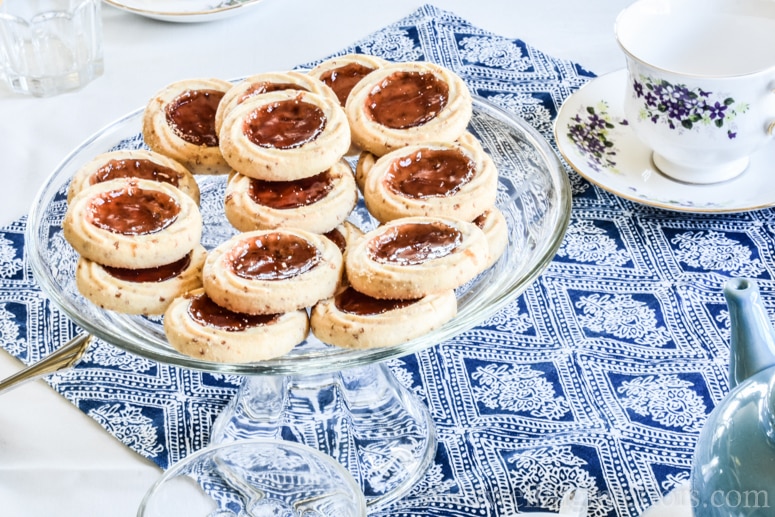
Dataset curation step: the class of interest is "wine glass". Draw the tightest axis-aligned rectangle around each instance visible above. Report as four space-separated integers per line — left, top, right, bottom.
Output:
137 438 367 517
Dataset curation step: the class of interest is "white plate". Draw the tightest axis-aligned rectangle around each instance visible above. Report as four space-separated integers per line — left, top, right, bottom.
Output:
104 0 265 23
554 69 775 213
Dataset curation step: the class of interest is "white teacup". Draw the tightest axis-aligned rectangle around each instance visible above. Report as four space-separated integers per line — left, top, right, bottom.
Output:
615 0 775 184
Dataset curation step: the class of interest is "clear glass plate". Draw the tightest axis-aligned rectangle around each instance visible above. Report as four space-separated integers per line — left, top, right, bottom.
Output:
26 96 571 376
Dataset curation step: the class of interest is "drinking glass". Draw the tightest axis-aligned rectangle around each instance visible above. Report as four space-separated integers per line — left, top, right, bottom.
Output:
0 0 103 97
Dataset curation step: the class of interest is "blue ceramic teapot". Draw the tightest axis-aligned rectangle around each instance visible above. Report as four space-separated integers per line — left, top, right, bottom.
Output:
691 278 775 516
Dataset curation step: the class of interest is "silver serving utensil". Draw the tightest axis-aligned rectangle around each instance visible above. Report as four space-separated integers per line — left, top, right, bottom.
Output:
0 332 92 395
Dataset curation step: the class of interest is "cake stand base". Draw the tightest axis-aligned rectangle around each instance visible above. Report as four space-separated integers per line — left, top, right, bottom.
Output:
209 362 437 510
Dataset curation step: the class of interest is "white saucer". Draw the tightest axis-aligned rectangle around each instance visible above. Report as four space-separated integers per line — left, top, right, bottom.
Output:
554 69 775 213
104 0 265 23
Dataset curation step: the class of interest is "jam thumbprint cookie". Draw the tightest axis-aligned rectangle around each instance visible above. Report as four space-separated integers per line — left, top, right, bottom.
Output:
202 228 343 315
345 61 473 156
142 78 233 175
354 150 377 192
310 286 457 349
474 208 509 268
323 221 364 256
323 221 364 288
223 158 358 234
345 216 489 299
219 90 350 181
308 53 389 107
63 178 202 269
75 245 206 316
164 288 309 363
361 133 498 223
67 149 200 204
214 70 339 136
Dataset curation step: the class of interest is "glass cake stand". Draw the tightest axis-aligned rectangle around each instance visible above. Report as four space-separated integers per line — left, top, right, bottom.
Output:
26 96 571 510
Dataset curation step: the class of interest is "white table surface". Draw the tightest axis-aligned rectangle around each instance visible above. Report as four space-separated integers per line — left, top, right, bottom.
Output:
0 1 629 515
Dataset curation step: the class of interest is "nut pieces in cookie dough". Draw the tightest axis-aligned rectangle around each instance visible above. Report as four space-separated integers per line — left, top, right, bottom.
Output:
202 228 343 315
63 178 203 269
164 288 309 363
346 61 473 156
142 78 234 175
219 89 351 181
310 287 457 349
345 216 490 300
361 133 498 223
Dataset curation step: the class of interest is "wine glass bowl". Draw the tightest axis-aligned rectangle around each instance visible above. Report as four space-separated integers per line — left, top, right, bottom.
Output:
137 438 367 517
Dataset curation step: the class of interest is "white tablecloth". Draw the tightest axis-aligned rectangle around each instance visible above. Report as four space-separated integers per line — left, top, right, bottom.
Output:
0 1 628 515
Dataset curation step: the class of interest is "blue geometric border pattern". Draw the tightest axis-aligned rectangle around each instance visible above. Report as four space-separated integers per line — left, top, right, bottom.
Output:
1 4 772 516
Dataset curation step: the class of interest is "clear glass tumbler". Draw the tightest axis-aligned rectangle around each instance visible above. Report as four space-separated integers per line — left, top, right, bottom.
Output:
0 0 103 97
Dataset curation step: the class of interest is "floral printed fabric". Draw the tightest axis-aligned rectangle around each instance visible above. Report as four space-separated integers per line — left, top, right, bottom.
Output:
0 4 766 516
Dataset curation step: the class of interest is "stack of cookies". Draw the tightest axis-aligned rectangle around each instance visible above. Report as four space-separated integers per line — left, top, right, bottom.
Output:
62 150 205 316
62 55 509 362
350 61 509 270
163 228 342 363
216 71 357 235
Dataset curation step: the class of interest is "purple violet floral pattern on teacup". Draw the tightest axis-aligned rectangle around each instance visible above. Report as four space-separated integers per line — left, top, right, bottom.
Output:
566 101 628 173
632 74 749 140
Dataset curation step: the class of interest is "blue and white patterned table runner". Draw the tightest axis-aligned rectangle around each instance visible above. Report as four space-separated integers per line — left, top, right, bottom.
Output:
2 5 766 515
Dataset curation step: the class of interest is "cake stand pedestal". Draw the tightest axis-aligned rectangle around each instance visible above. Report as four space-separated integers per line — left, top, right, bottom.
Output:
209 362 436 510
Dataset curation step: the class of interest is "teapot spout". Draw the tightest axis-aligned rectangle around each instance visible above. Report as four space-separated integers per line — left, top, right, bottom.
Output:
724 278 775 389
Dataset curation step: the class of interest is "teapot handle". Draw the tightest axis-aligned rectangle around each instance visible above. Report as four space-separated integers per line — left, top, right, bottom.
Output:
762 372 775 446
